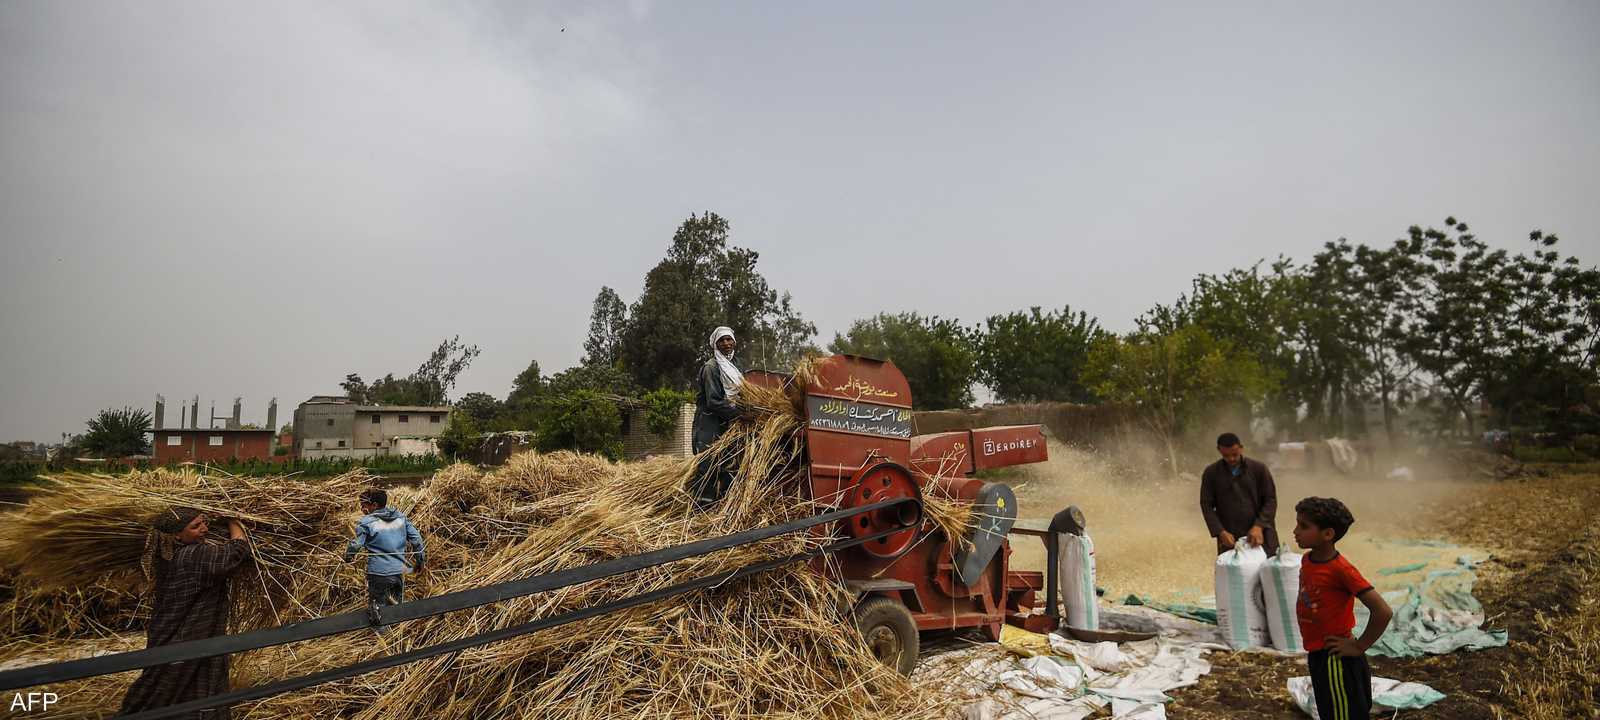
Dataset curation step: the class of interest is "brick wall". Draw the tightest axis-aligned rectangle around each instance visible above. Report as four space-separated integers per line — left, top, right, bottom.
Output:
152 431 274 463
622 404 694 460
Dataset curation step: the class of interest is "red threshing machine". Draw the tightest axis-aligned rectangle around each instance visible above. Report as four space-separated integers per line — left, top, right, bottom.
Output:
750 354 1065 674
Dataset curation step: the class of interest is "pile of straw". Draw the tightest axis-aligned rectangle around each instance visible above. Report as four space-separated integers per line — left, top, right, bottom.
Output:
0 567 146 638
0 467 382 633
0 372 967 719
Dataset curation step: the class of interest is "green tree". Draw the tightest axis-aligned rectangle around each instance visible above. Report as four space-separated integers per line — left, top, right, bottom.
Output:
583 287 628 368
619 212 816 389
640 388 695 437
622 213 741 389
536 390 623 458
1084 327 1270 475
1287 251 1374 437
81 407 152 457
494 360 639 436
545 362 638 398
1554 248 1600 372
1476 230 1599 436
406 335 481 405
1134 217 1596 443
339 373 373 402
1399 219 1506 436
506 360 545 408
829 312 978 410
1318 237 1427 444
454 392 504 425
485 360 547 431
749 291 821 371
342 336 481 405
435 412 479 460
1141 262 1308 434
976 305 1104 403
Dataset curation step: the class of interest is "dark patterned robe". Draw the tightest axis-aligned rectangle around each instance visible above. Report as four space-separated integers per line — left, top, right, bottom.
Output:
691 355 740 454
119 538 250 719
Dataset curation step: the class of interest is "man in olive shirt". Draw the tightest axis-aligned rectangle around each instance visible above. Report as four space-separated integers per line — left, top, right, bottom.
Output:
1199 432 1280 555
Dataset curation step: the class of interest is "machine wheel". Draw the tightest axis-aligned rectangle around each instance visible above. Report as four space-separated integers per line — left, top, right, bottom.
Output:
855 597 920 676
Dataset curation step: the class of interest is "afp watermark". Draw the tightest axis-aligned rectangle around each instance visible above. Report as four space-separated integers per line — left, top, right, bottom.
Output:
9 692 59 713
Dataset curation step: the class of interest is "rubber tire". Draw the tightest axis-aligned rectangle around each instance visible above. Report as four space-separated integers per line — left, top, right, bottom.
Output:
855 597 920 676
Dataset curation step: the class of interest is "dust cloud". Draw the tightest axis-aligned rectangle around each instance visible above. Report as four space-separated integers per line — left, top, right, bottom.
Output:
1002 442 1492 604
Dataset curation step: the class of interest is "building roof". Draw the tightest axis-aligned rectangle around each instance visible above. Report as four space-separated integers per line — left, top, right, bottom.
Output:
300 395 353 405
150 428 275 434
354 405 451 413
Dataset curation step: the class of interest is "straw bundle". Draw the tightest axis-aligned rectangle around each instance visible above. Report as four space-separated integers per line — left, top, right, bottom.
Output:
0 567 147 638
419 461 492 513
0 467 380 632
496 450 616 499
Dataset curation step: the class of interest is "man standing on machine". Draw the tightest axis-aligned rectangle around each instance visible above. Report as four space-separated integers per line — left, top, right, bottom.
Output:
689 326 742 508
1199 432 1280 555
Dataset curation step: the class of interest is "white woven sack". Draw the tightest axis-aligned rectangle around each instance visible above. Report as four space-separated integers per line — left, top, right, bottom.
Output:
1261 549 1305 652
1215 539 1270 649
1057 531 1098 630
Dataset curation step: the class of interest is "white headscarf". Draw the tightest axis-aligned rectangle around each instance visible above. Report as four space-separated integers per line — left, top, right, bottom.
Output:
709 326 742 398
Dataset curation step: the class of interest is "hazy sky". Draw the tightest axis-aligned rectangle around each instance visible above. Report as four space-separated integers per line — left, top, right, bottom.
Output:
3 1 1597 442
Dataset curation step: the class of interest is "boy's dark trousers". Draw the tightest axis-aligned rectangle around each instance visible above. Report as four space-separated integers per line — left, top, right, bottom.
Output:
1308 649 1372 720
366 573 403 611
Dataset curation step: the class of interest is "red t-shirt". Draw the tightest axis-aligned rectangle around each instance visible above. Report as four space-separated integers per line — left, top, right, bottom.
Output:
1296 552 1373 652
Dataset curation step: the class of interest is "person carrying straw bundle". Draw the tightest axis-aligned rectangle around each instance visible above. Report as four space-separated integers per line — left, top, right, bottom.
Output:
119 507 251 719
690 325 744 509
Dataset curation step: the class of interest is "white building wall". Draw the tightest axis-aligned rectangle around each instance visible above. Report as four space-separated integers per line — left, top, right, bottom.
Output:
352 409 449 449
391 437 440 457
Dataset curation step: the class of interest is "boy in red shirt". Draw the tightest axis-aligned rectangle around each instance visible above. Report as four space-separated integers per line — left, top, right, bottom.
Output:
1293 497 1394 720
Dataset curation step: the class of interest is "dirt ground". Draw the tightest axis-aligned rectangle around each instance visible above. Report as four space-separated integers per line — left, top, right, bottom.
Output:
993 446 1600 719
5 453 1596 718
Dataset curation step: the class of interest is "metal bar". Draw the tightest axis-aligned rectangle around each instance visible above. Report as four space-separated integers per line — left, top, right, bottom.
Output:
1043 530 1060 623
117 525 910 720
0 497 916 691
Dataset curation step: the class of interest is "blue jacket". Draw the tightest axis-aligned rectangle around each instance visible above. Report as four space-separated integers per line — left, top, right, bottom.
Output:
344 507 425 576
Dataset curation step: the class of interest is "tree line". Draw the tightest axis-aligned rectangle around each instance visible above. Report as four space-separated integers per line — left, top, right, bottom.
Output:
47 212 1598 464
834 221 1595 459
333 213 1595 461
1115 218 1599 455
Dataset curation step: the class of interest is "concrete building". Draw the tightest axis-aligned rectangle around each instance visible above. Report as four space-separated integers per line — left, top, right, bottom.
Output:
150 396 279 464
293 396 449 459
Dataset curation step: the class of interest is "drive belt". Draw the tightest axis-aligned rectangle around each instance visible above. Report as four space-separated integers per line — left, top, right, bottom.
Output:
118 522 909 720
0 496 917 692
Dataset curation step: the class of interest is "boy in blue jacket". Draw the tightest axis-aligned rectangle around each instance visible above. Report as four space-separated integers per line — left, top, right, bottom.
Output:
344 488 425 621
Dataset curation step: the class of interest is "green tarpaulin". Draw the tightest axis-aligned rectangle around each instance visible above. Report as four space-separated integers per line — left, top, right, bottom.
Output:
1355 563 1508 658
1125 556 1508 658
1121 595 1218 625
